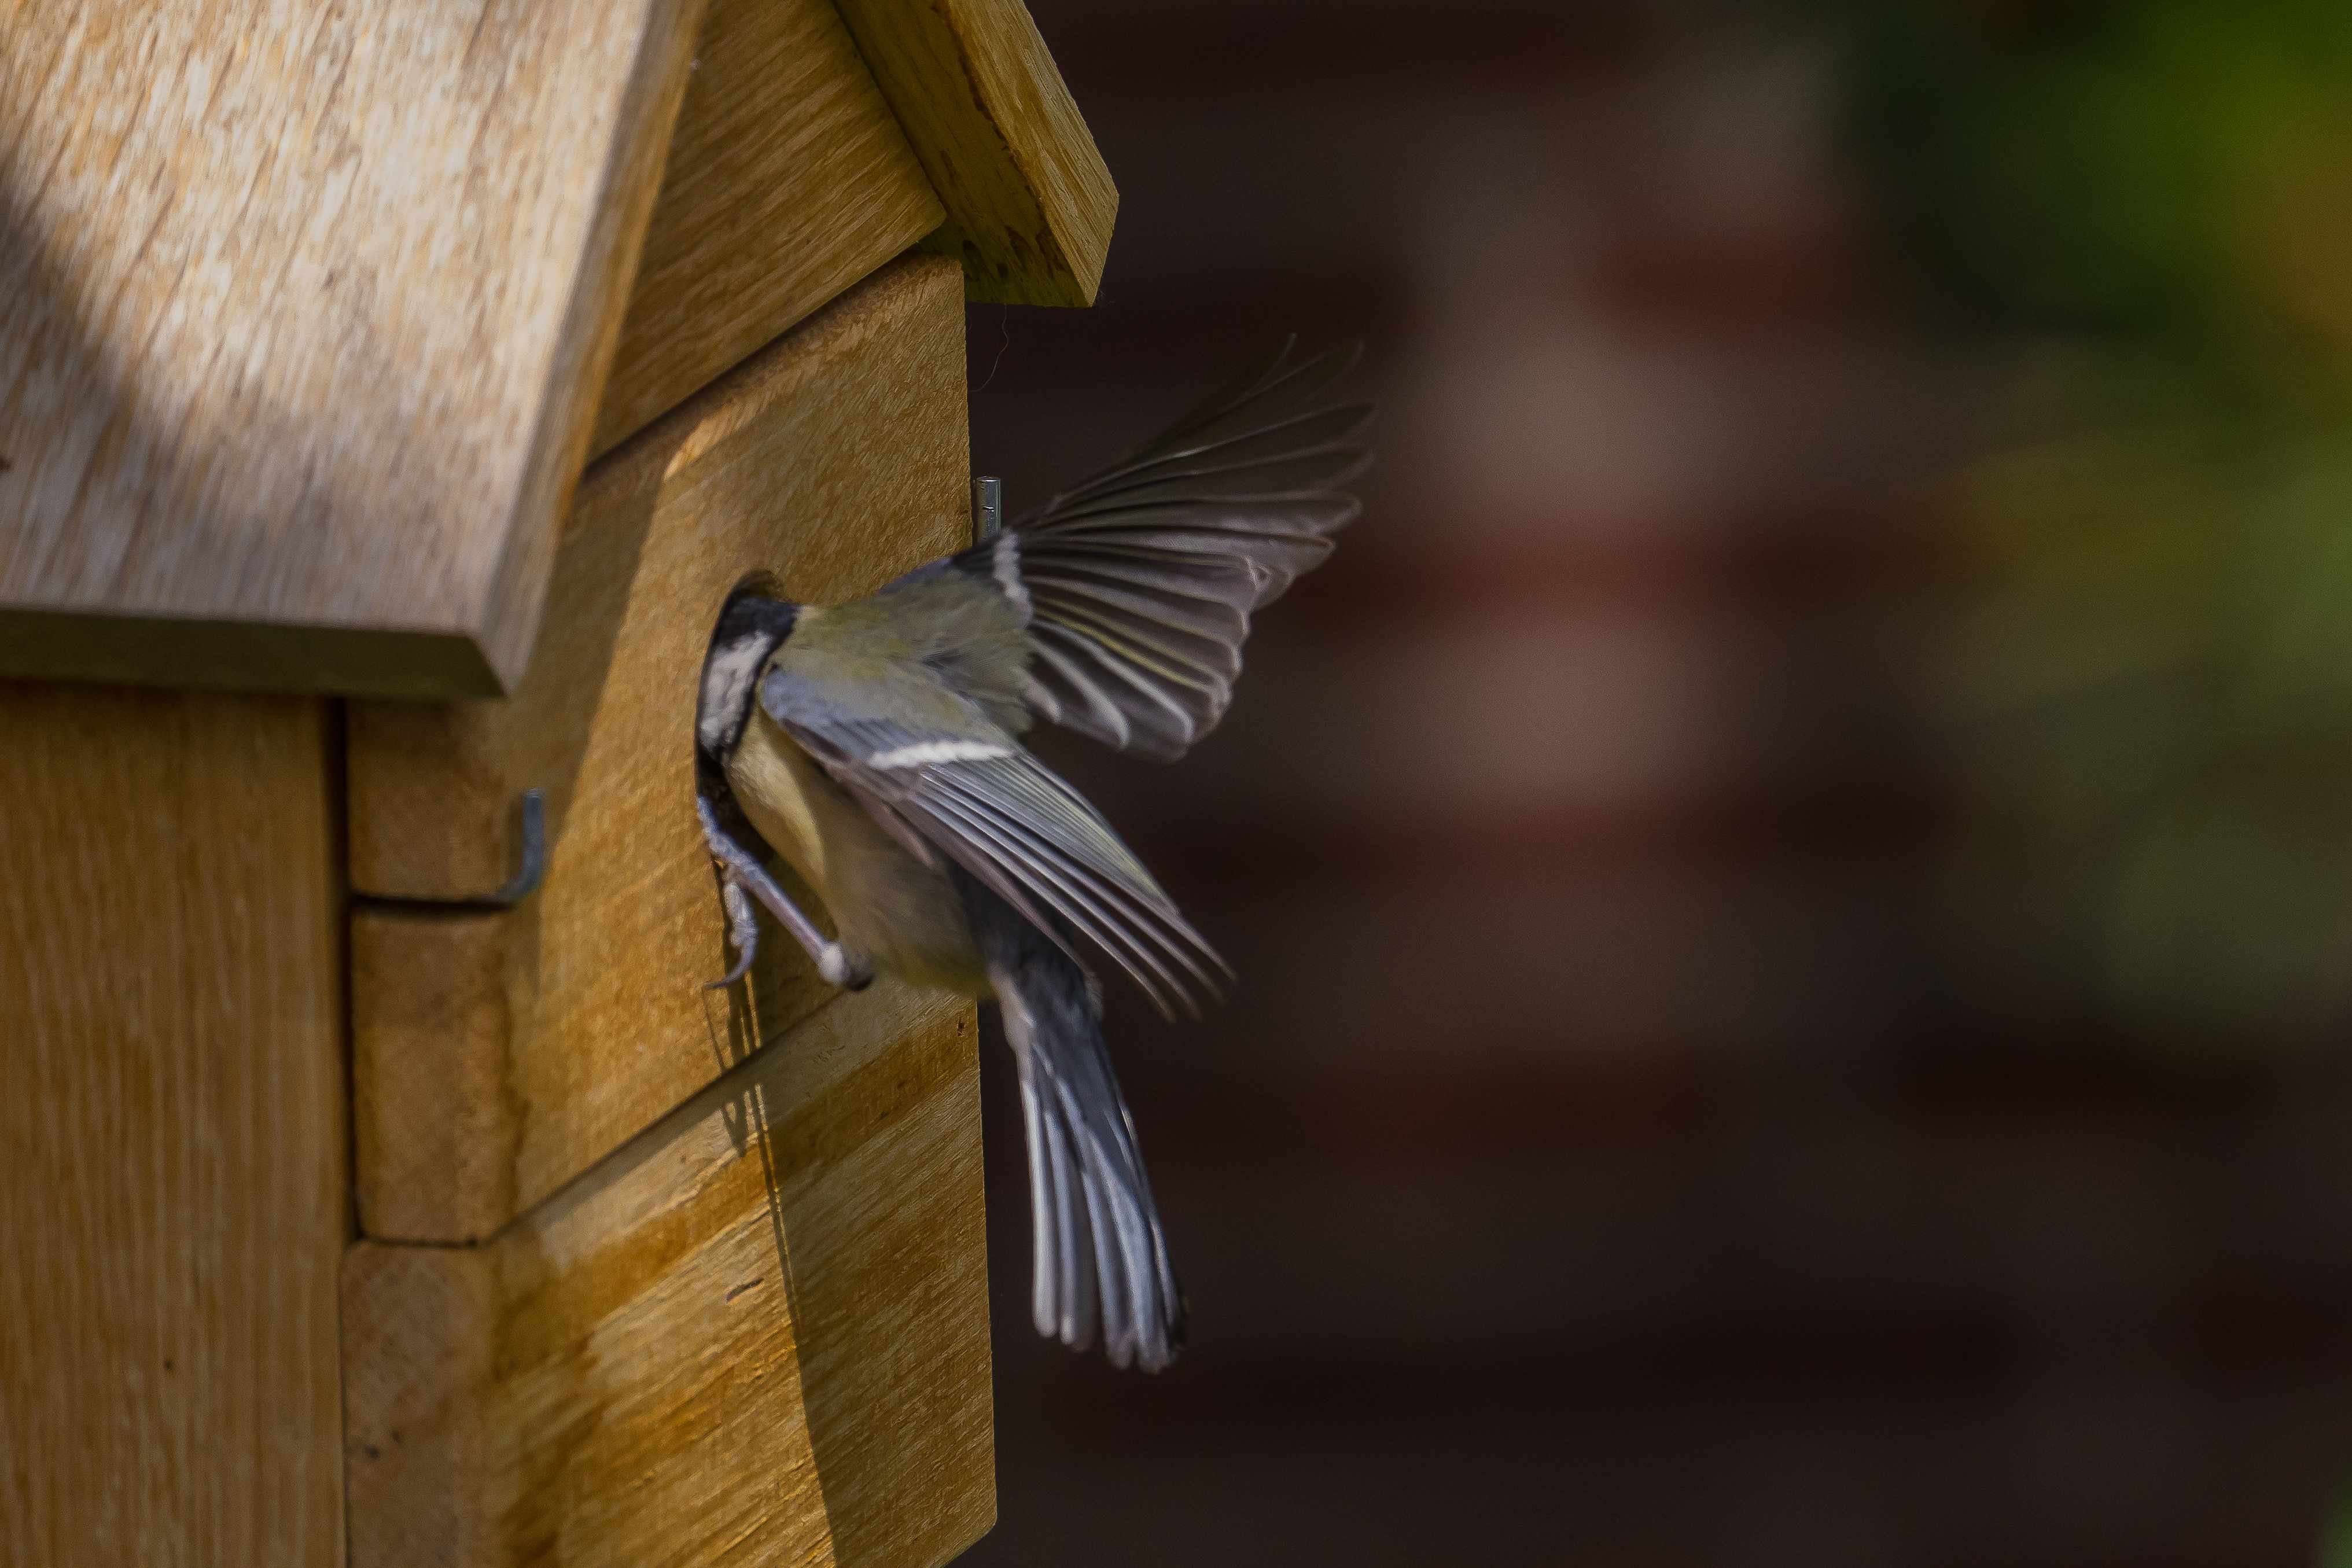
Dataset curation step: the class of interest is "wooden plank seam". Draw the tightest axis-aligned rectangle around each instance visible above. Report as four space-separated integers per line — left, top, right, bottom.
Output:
342 981 996 1568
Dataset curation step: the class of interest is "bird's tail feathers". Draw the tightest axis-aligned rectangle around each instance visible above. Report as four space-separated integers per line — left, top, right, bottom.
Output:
991 937 1186 1372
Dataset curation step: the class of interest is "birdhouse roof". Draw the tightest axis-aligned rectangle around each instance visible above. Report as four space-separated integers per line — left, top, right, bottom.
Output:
0 0 1111 697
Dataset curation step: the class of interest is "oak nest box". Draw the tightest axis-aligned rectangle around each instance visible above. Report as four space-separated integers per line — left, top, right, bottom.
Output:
0 1 1115 1564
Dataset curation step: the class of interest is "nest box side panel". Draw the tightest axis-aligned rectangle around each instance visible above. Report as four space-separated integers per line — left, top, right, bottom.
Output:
587 0 947 458
0 689 346 1567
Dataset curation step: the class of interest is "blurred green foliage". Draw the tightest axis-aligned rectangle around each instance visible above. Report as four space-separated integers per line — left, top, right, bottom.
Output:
1847 0 2352 385
2322 1489 2352 1568
1836 1 2352 1040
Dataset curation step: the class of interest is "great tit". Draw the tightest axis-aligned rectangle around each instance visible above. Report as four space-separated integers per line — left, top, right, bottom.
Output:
693 340 1369 1371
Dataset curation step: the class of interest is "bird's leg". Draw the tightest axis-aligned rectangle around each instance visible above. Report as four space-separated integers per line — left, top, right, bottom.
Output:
698 796 873 991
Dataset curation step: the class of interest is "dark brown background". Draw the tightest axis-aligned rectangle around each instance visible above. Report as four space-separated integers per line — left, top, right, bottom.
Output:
956 4 2352 1563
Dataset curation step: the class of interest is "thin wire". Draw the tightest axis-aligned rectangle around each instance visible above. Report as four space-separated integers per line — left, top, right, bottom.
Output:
976 304 1012 393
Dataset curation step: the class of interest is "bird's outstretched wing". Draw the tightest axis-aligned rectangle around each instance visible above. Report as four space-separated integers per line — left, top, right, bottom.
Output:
757 643 1227 1018
956 338 1371 759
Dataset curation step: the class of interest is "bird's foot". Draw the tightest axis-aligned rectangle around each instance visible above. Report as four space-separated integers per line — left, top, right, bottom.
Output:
705 875 760 991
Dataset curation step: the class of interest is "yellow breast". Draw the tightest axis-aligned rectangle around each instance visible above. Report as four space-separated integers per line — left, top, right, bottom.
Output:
724 711 833 901
722 708 989 998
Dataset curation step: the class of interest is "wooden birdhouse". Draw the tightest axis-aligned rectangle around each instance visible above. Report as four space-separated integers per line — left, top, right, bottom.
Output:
0 2 1114 1563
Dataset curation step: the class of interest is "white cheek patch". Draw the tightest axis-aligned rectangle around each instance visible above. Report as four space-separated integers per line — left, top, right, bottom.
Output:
698 638 767 752
866 739 1015 770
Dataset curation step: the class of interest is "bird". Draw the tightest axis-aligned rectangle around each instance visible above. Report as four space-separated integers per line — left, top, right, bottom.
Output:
693 339 1369 1372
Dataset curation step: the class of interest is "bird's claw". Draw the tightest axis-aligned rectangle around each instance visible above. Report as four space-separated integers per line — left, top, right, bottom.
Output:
700 802 872 993
705 874 760 990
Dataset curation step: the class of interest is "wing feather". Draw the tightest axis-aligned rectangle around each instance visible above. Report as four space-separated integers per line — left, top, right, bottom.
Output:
1130 337 1366 461
1034 620 1218 735
921 786 1208 1015
937 764 1227 990
949 338 1370 759
760 667 1225 1017
1048 446 1366 520
1025 638 1136 748
1050 403 1374 510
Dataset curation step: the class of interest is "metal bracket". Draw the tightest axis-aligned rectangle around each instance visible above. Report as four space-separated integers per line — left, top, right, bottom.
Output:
356 788 549 912
973 474 1003 543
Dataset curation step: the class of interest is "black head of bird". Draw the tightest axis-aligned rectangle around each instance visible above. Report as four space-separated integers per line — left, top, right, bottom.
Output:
693 338 1370 1372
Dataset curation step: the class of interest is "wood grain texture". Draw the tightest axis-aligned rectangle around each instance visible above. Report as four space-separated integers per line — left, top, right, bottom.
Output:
344 983 995 1568
590 0 946 458
833 0 1118 307
349 254 970 1242
0 0 705 697
0 689 346 1566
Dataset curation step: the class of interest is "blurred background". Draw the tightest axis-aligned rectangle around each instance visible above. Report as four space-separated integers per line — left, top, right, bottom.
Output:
959 2 2352 1563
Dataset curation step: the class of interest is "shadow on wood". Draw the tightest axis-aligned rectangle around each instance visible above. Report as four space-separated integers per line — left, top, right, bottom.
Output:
343 981 995 1567
726 987 999 1566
